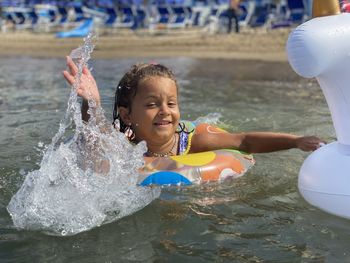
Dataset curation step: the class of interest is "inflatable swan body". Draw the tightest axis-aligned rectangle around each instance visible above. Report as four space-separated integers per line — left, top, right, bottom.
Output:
287 0 350 219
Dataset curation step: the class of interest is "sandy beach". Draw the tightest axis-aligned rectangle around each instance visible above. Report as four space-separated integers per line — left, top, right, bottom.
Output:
0 28 291 61
0 28 300 82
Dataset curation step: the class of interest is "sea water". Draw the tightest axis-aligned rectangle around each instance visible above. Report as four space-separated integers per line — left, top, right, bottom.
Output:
6 35 160 236
1 54 350 261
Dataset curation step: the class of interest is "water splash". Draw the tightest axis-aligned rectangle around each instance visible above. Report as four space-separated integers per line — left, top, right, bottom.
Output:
7 34 160 236
193 113 222 126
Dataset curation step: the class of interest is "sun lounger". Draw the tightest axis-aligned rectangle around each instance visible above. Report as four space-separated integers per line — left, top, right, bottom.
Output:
114 6 136 28
134 6 147 28
34 4 59 30
238 1 255 27
248 2 274 27
271 0 305 28
167 5 190 28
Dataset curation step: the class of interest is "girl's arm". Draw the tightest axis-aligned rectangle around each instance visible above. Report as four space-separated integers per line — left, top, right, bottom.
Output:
234 132 322 153
190 124 323 153
62 56 101 122
62 56 110 175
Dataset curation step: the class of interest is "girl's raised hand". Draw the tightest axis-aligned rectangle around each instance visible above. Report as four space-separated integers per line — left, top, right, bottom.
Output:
62 56 101 106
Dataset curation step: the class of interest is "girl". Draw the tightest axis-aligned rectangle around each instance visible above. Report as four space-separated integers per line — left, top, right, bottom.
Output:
63 56 323 157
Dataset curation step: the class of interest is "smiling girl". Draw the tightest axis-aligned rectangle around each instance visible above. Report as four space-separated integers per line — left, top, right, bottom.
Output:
63 57 323 157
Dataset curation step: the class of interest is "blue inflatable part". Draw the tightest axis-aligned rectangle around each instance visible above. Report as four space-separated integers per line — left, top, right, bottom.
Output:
140 171 192 186
56 18 94 38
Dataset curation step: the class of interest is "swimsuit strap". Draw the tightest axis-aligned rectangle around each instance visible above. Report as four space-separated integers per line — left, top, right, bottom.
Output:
179 132 193 155
178 131 188 154
177 121 195 155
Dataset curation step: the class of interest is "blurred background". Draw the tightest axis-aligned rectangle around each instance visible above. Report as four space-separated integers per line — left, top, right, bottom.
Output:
0 0 315 35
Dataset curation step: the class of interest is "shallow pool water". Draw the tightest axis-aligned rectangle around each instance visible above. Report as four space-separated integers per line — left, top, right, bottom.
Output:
0 56 349 262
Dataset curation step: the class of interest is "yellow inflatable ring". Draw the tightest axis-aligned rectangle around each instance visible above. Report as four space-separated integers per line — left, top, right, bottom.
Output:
138 149 255 186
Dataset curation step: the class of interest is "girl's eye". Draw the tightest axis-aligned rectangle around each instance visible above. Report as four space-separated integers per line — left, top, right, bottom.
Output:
146 103 156 108
168 102 177 107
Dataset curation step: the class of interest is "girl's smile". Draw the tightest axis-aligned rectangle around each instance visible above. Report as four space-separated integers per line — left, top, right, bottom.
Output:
154 121 172 126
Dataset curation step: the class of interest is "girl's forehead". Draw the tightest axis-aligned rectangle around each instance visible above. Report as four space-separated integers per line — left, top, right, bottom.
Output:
138 76 177 93
139 75 175 85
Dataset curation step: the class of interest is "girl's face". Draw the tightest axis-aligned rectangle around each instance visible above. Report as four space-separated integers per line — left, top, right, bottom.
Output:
122 76 180 146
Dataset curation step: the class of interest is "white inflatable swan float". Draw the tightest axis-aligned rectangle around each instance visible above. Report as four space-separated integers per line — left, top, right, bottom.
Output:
287 0 350 219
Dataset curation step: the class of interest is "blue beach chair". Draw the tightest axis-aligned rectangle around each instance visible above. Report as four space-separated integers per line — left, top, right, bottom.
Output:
271 0 305 28
134 6 147 28
104 7 117 26
57 3 69 25
205 3 229 33
32 2 61 31
168 5 189 28
248 2 273 27
188 3 211 27
1 0 38 30
73 6 85 23
288 0 305 23
96 0 117 27
115 5 136 28
156 5 172 24
237 1 255 26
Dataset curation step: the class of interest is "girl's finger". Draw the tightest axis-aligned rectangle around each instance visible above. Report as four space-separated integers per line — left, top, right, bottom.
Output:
76 88 84 97
62 70 75 85
66 56 78 76
82 66 90 75
83 66 94 80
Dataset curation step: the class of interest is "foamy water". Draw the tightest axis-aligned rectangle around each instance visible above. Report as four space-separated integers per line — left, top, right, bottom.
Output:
6 35 160 236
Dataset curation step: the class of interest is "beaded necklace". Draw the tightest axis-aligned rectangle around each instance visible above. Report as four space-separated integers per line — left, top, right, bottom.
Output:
146 134 177 157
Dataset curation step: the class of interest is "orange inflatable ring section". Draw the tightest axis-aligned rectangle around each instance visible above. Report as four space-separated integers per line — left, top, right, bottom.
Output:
138 149 255 186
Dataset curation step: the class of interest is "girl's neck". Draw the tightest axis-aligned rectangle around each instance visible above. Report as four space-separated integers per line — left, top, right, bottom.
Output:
146 133 178 157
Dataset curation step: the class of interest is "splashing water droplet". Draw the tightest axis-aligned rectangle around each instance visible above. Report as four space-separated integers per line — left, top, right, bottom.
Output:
7 33 160 236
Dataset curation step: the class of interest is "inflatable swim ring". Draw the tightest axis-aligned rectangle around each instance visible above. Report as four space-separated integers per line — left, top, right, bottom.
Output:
138 149 254 186
138 121 255 186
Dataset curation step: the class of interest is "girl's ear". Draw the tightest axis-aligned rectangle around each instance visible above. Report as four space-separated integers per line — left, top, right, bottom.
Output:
118 106 131 125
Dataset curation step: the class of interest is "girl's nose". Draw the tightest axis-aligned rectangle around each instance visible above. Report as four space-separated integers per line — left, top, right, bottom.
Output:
159 103 170 115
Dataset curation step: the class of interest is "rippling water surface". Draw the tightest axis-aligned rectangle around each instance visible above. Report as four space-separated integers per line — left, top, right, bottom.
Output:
0 56 349 262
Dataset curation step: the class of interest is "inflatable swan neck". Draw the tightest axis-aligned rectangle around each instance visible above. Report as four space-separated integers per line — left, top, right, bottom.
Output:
287 0 350 145
312 0 340 18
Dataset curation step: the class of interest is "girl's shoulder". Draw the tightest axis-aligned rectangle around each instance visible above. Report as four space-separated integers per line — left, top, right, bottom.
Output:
177 121 228 135
183 122 232 153
177 121 230 154
193 123 228 136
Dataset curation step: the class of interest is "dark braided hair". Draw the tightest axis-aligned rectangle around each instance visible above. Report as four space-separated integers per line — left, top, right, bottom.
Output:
113 63 178 137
